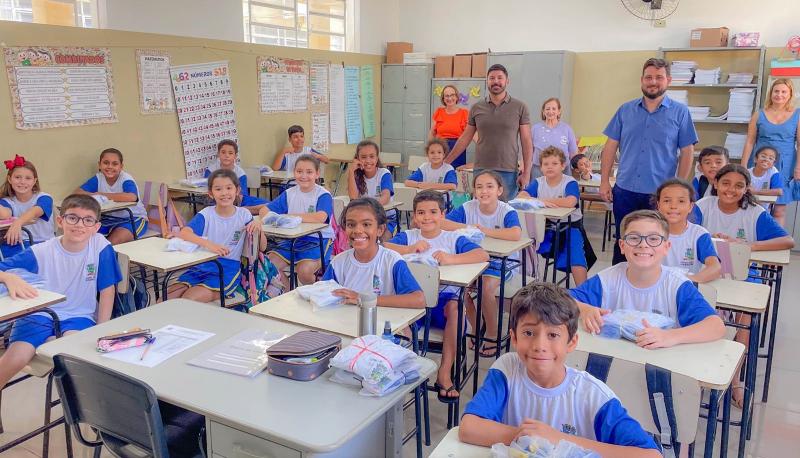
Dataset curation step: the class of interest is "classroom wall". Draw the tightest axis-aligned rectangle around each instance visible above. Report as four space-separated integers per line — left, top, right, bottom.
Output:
395 0 800 53
0 20 382 200
355 0 399 55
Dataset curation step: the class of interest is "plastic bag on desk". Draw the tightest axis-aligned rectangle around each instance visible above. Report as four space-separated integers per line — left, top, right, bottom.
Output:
295 280 345 310
490 435 599 458
91 195 110 205
509 198 545 211
599 309 676 341
331 335 419 395
0 269 46 297
165 237 200 253
454 226 485 244
261 212 302 229
403 253 438 266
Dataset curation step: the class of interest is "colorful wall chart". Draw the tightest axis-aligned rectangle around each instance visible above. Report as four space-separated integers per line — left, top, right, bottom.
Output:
344 66 362 144
360 65 376 138
258 56 308 113
310 61 329 106
3 46 117 130
170 61 238 180
329 63 346 144
136 50 174 114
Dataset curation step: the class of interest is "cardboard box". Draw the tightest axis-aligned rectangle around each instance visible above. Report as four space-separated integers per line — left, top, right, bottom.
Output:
453 54 472 77
386 42 413 64
471 53 488 77
690 27 729 47
434 56 453 78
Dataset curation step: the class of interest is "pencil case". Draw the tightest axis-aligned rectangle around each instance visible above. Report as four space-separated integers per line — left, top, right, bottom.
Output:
97 330 153 353
267 330 341 381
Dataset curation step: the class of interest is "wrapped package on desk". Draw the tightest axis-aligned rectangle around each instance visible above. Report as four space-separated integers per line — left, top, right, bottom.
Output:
295 280 345 310
403 253 438 266
599 309 675 341
491 434 599 458
509 198 546 211
330 335 420 396
261 212 302 229
454 226 485 244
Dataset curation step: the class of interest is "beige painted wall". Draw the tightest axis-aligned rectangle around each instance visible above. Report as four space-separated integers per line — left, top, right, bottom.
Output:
0 21 382 201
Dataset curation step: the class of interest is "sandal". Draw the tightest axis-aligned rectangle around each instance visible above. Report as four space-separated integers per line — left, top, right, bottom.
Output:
434 382 460 404
479 343 499 358
731 386 745 410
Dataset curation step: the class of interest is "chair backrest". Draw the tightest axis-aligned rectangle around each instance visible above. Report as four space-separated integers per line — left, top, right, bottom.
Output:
394 186 418 213
53 354 170 457
380 151 402 165
407 155 427 172
713 239 751 281
243 166 263 195
566 351 701 447
407 262 440 309
117 252 130 294
140 181 167 209
333 196 348 223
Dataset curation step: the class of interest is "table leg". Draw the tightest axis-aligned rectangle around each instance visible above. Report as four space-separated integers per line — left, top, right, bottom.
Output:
759 265 770 348
333 162 347 196
122 208 138 240
289 238 297 290
738 312 760 458
451 286 466 428
494 256 507 359
317 232 326 277
384 401 403 457
473 276 483 395
213 259 225 308
565 216 572 289
22 227 33 246
160 271 173 301
762 265 782 403
720 387 732 458
703 389 720 458
551 221 561 283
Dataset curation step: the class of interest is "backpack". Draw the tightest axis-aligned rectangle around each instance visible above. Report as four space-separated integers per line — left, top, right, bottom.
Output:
112 275 150 318
331 214 349 256
236 231 284 310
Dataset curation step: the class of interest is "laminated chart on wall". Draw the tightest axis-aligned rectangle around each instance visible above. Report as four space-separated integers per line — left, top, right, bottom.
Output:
170 61 238 180
136 50 174 115
310 61 329 106
329 63 346 144
312 111 330 153
3 47 117 130
344 66 362 144
258 56 308 113
360 65 376 138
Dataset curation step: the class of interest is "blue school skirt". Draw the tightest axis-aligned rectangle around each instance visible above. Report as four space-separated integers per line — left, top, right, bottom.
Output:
177 257 241 295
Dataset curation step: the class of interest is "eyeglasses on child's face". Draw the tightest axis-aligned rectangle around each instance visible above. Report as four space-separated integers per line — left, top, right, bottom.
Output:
62 213 98 227
622 233 666 248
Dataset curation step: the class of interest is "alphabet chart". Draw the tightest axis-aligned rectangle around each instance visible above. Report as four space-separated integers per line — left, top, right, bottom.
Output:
170 61 238 180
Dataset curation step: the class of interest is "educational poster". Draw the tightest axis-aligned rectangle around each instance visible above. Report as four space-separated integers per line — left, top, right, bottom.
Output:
136 50 174 114
344 66 362 144
258 56 308 113
170 61 238 180
312 111 330 153
329 64 346 144
310 61 329 106
3 46 117 130
360 65 376 138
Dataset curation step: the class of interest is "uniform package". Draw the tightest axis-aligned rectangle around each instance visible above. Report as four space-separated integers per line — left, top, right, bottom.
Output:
599 309 676 341
454 226 485 244
490 435 599 458
295 280 345 309
330 335 419 396
261 212 302 229
509 198 546 211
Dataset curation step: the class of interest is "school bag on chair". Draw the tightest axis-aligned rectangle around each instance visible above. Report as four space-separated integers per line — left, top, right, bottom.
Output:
235 230 284 311
112 253 150 318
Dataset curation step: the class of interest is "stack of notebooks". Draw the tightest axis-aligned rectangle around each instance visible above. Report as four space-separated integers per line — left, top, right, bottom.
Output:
727 73 754 85
727 88 756 122
694 68 721 85
688 106 712 120
666 90 688 105
670 61 696 85
724 133 748 159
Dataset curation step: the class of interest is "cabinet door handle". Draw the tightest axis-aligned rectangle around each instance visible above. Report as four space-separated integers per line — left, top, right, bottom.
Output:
233 444 278 458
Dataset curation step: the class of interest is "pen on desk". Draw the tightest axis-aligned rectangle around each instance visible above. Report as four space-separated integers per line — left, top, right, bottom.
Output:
140 337 156 361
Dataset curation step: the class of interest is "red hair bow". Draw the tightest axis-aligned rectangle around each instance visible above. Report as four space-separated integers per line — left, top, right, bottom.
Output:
4 155 25 170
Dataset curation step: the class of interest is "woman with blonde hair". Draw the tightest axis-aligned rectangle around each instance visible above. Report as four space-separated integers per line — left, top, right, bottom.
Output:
740 78 800 224
531 97 578 179
428 84 474 168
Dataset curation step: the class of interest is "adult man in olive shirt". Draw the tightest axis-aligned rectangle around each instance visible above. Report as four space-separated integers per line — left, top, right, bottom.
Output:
445 64 533 199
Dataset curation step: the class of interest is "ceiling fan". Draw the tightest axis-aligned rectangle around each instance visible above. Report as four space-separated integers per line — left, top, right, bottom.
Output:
620 0 680 21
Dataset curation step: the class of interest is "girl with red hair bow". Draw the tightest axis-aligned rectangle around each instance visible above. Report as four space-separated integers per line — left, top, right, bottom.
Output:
0 155 55 258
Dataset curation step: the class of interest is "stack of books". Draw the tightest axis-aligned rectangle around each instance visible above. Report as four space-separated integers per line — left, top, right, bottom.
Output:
724 133 748 158
694 68 721 85
666 90 688 105
670 61 696 85
688 106 712 120
727 88 756 122
727 73 754 85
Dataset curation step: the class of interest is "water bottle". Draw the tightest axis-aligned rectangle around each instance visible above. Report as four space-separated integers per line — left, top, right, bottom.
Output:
381 320 396 344
358 292 378 336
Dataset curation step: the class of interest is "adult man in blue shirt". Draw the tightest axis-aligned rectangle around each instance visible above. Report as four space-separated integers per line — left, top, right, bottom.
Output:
599 58 698 264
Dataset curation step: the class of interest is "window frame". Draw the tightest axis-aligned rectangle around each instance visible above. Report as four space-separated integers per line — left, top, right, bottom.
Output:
243 0 347 52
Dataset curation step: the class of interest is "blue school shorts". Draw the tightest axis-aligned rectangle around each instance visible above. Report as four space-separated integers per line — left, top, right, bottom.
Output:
537 227 587 271
99 215 148 238
269 237 332 266
176 257 241 296
10 315 95 348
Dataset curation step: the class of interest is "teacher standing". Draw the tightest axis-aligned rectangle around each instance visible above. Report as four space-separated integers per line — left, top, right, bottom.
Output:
739 78 800 225
429 84 471 168
599 58 698 264
445 64 533 199
531 97 578 179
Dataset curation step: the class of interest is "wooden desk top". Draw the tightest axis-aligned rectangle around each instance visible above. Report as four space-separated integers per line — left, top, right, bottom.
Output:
438 262 488 287
481 236 533 257
262 222 328 239
114 237 219 272
0 290 66 323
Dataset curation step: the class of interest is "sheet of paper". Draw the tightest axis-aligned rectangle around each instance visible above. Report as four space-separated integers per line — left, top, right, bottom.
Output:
344 66 362 144
360 65 376 138
101 324 214 368
187 329 285 377
329 64 346 144
136 50 174 114
310 61 329 106
312 111 330 153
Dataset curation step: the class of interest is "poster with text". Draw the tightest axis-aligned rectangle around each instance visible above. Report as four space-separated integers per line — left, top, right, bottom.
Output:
136 50 174 114
344 66 362 144
312 111 329 153
3 47 117 130
170 61 238 180
360 65 376 138
329 64 346 144
310 61 329 106
258 56 308 113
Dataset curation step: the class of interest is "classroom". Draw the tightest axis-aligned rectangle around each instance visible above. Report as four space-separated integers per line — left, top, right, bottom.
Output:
0 0 798 457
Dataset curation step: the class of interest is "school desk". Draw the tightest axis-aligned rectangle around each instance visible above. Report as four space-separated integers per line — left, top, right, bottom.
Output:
478 236 533 359
0 289 66 454
260 170 294 200
429 427 485 458
333 196 403 232
167 182 208 215
262 222 328 290
113 237 227 307
0 218 34 254
516 206 578 287
35 300 437 458
570 330 744 458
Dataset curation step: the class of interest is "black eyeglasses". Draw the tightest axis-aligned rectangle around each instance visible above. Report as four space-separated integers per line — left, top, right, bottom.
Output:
62 214 98 227
622 233 666 248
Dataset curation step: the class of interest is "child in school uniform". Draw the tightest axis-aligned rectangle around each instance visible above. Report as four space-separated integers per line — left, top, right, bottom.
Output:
692 146 729 199
322 197 425 309
654 178 721 283
570 209 725 348
168 169 262 303
443 170 522 358
347 140 397 238
204 139 267 214
0 156 54 258
748 146 784 220
385 190 489 402
518 146 589 285
0 194 121 393
272 125 329 172
75 148 148 244
695 164 794 408
460 283 660 457
259 154 333 288
570 153 600 182
404 138 458 191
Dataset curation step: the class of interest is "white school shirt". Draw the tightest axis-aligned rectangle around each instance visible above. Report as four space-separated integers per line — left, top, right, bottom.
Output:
205 159 246 178
362 168 394 200
696 196 763 243
85 171 147 219
273 185 334 239
324 246 411 296
186 206 252 262
394 228 474 256
0 234 121 320
664 222 716 274
529 174 582 222
282 147 313 172
454 199 518 229
413 162 456 184
0 192 55 243
749 166 779 191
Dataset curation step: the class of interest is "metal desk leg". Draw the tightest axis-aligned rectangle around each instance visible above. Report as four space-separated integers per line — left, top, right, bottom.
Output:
762 265 782 403
333 162 347 196
289 238 297 290
565 216 572 289
22 227 33 246
703 389 720 458
317 232 326 276
160 271 174 302
122 207 138 240
551 222 561 284
494 257 508 359
448 286 466 429
720 387 732 458
738 312 760 458
213 259 226 308
473 276 483 395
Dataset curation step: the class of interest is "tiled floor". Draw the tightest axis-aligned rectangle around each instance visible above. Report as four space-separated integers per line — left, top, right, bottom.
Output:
1 206 799 457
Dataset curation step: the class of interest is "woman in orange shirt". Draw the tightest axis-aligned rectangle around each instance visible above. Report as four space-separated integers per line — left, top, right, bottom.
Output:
429 85 474 168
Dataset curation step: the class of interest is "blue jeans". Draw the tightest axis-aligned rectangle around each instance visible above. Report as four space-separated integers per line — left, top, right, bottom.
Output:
611 185 654 264
474 168 518 201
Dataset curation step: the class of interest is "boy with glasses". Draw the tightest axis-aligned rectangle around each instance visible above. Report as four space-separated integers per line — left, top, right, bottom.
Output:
0 194 121 391
569 210 724 349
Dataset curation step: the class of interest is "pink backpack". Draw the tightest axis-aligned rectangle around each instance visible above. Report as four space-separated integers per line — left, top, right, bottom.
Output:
331 215 349 255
